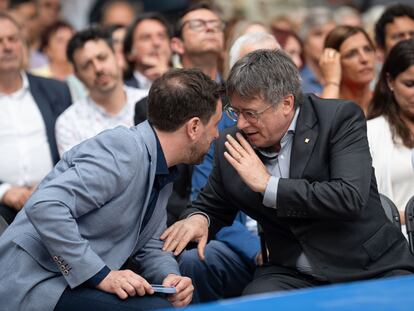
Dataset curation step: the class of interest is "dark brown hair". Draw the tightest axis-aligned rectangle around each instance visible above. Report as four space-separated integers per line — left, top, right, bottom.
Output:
369 39 414 148
324 25 374 52
148 68 223 132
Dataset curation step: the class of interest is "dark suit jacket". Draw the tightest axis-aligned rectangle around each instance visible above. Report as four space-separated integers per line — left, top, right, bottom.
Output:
124 75 140 89
134 96 148 126
27 74 72 164
185 94 414 282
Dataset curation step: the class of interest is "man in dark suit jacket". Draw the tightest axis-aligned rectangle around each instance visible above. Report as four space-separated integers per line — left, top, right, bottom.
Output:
162 49 414 295
0 13 71 224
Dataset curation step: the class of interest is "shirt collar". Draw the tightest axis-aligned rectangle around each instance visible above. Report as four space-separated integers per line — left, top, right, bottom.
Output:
133 70 152 89
149 124 179 176
21 71 30 90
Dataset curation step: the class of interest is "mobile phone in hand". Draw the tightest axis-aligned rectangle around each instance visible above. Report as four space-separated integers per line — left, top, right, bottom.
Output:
150 284 177 294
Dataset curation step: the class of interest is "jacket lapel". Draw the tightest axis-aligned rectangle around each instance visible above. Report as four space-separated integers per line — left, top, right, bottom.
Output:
27 74 60 164
289 97 318 179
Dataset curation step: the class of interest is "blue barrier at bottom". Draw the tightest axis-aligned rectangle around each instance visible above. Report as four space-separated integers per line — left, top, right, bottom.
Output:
163 275 414 311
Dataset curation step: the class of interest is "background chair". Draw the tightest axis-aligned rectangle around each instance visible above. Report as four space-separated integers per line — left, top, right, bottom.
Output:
379 193 401 230
405 196 414 255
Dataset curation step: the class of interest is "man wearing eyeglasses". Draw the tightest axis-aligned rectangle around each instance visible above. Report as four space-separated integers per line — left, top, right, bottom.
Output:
162 49 414 295
171 2 225 82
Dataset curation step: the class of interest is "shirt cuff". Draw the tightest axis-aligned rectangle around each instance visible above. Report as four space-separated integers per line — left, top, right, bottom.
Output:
187 212 210 227
84 265 111 288
262 176 279 209
0 183 12 202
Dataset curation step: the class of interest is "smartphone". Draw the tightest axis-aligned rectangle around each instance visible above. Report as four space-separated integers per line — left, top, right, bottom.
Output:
150 284 177 294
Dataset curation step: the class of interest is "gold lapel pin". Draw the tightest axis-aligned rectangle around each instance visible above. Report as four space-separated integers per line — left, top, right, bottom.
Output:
304 138 310 144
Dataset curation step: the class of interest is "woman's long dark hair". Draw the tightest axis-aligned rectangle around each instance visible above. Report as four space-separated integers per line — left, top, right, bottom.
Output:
369 39 414 148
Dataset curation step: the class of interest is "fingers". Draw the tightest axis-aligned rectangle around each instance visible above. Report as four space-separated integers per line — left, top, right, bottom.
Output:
126 271 153 296
225 134 248 158
168 277 194 307
197 233 207 261
235 132 255 154
97 270 153 299
162 221 188 253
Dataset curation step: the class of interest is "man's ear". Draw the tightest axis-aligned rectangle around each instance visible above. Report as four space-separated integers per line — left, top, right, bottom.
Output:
171 37 185 55
282 94 295 115
186 117 202 141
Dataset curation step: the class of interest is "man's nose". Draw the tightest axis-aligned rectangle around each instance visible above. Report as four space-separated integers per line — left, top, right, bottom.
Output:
236 113 249 130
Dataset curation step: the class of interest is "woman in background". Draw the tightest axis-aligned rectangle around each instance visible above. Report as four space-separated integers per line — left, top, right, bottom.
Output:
367 39 414 225
32 20 86 101
272 27 304 69
319 25 375 116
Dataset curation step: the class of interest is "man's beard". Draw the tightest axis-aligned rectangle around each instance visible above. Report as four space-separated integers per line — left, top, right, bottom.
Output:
188 143 207 165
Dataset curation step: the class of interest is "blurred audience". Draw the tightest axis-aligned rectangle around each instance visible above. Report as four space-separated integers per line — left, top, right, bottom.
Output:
223 19 268 78
36 0 61 34
367 39 414 224
299 7 336 94
171 3 225 81
0 12 71 224
31 20 86 101
106 23 127 72
99 0 136 27
333 6 362 27
55 27 147 155
8 0 45 69
123 13 172 90
272 27 304 69
320 25 375 116
270 14 297 33
375 4 414 60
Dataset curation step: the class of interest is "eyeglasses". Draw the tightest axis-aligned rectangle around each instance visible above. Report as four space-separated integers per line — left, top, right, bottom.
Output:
181 19 225 33
225 104 273 123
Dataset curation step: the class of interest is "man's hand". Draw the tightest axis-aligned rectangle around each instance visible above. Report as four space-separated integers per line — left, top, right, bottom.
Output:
142 53 170 81
224 133 270 193
161 214 209 260
96 270 154 300
2 186 33 211
162 274 193 307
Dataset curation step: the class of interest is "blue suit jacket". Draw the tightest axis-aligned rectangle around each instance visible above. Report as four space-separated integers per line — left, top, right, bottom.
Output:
0 122 180 311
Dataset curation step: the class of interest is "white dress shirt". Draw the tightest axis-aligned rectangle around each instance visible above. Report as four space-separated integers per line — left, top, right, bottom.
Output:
55 86 147 155
133 70 153 90
0 72 54 199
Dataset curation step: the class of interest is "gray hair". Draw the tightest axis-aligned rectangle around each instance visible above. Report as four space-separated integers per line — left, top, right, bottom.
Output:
299 7 334 42
229 32 280 68
227 49 301 108
333 6 361 25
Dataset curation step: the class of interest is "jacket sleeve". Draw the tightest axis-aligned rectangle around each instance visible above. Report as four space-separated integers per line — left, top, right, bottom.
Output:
133 212 180 284
26 129 140 288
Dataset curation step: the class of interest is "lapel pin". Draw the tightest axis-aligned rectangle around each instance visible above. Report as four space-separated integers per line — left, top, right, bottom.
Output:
304 138 310 144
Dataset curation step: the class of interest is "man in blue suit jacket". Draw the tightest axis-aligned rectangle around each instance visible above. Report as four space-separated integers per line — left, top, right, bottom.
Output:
0 13 72 224
0 67 223 311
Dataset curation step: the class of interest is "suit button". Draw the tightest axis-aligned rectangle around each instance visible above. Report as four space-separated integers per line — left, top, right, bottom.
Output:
57 261 62 265
53 256 59 262
63 270 69 276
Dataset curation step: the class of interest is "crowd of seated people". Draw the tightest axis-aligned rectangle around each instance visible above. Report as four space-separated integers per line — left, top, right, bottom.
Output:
1 0 414 309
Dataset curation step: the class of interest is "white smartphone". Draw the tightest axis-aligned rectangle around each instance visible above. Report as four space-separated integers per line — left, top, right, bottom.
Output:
150 284 177 294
